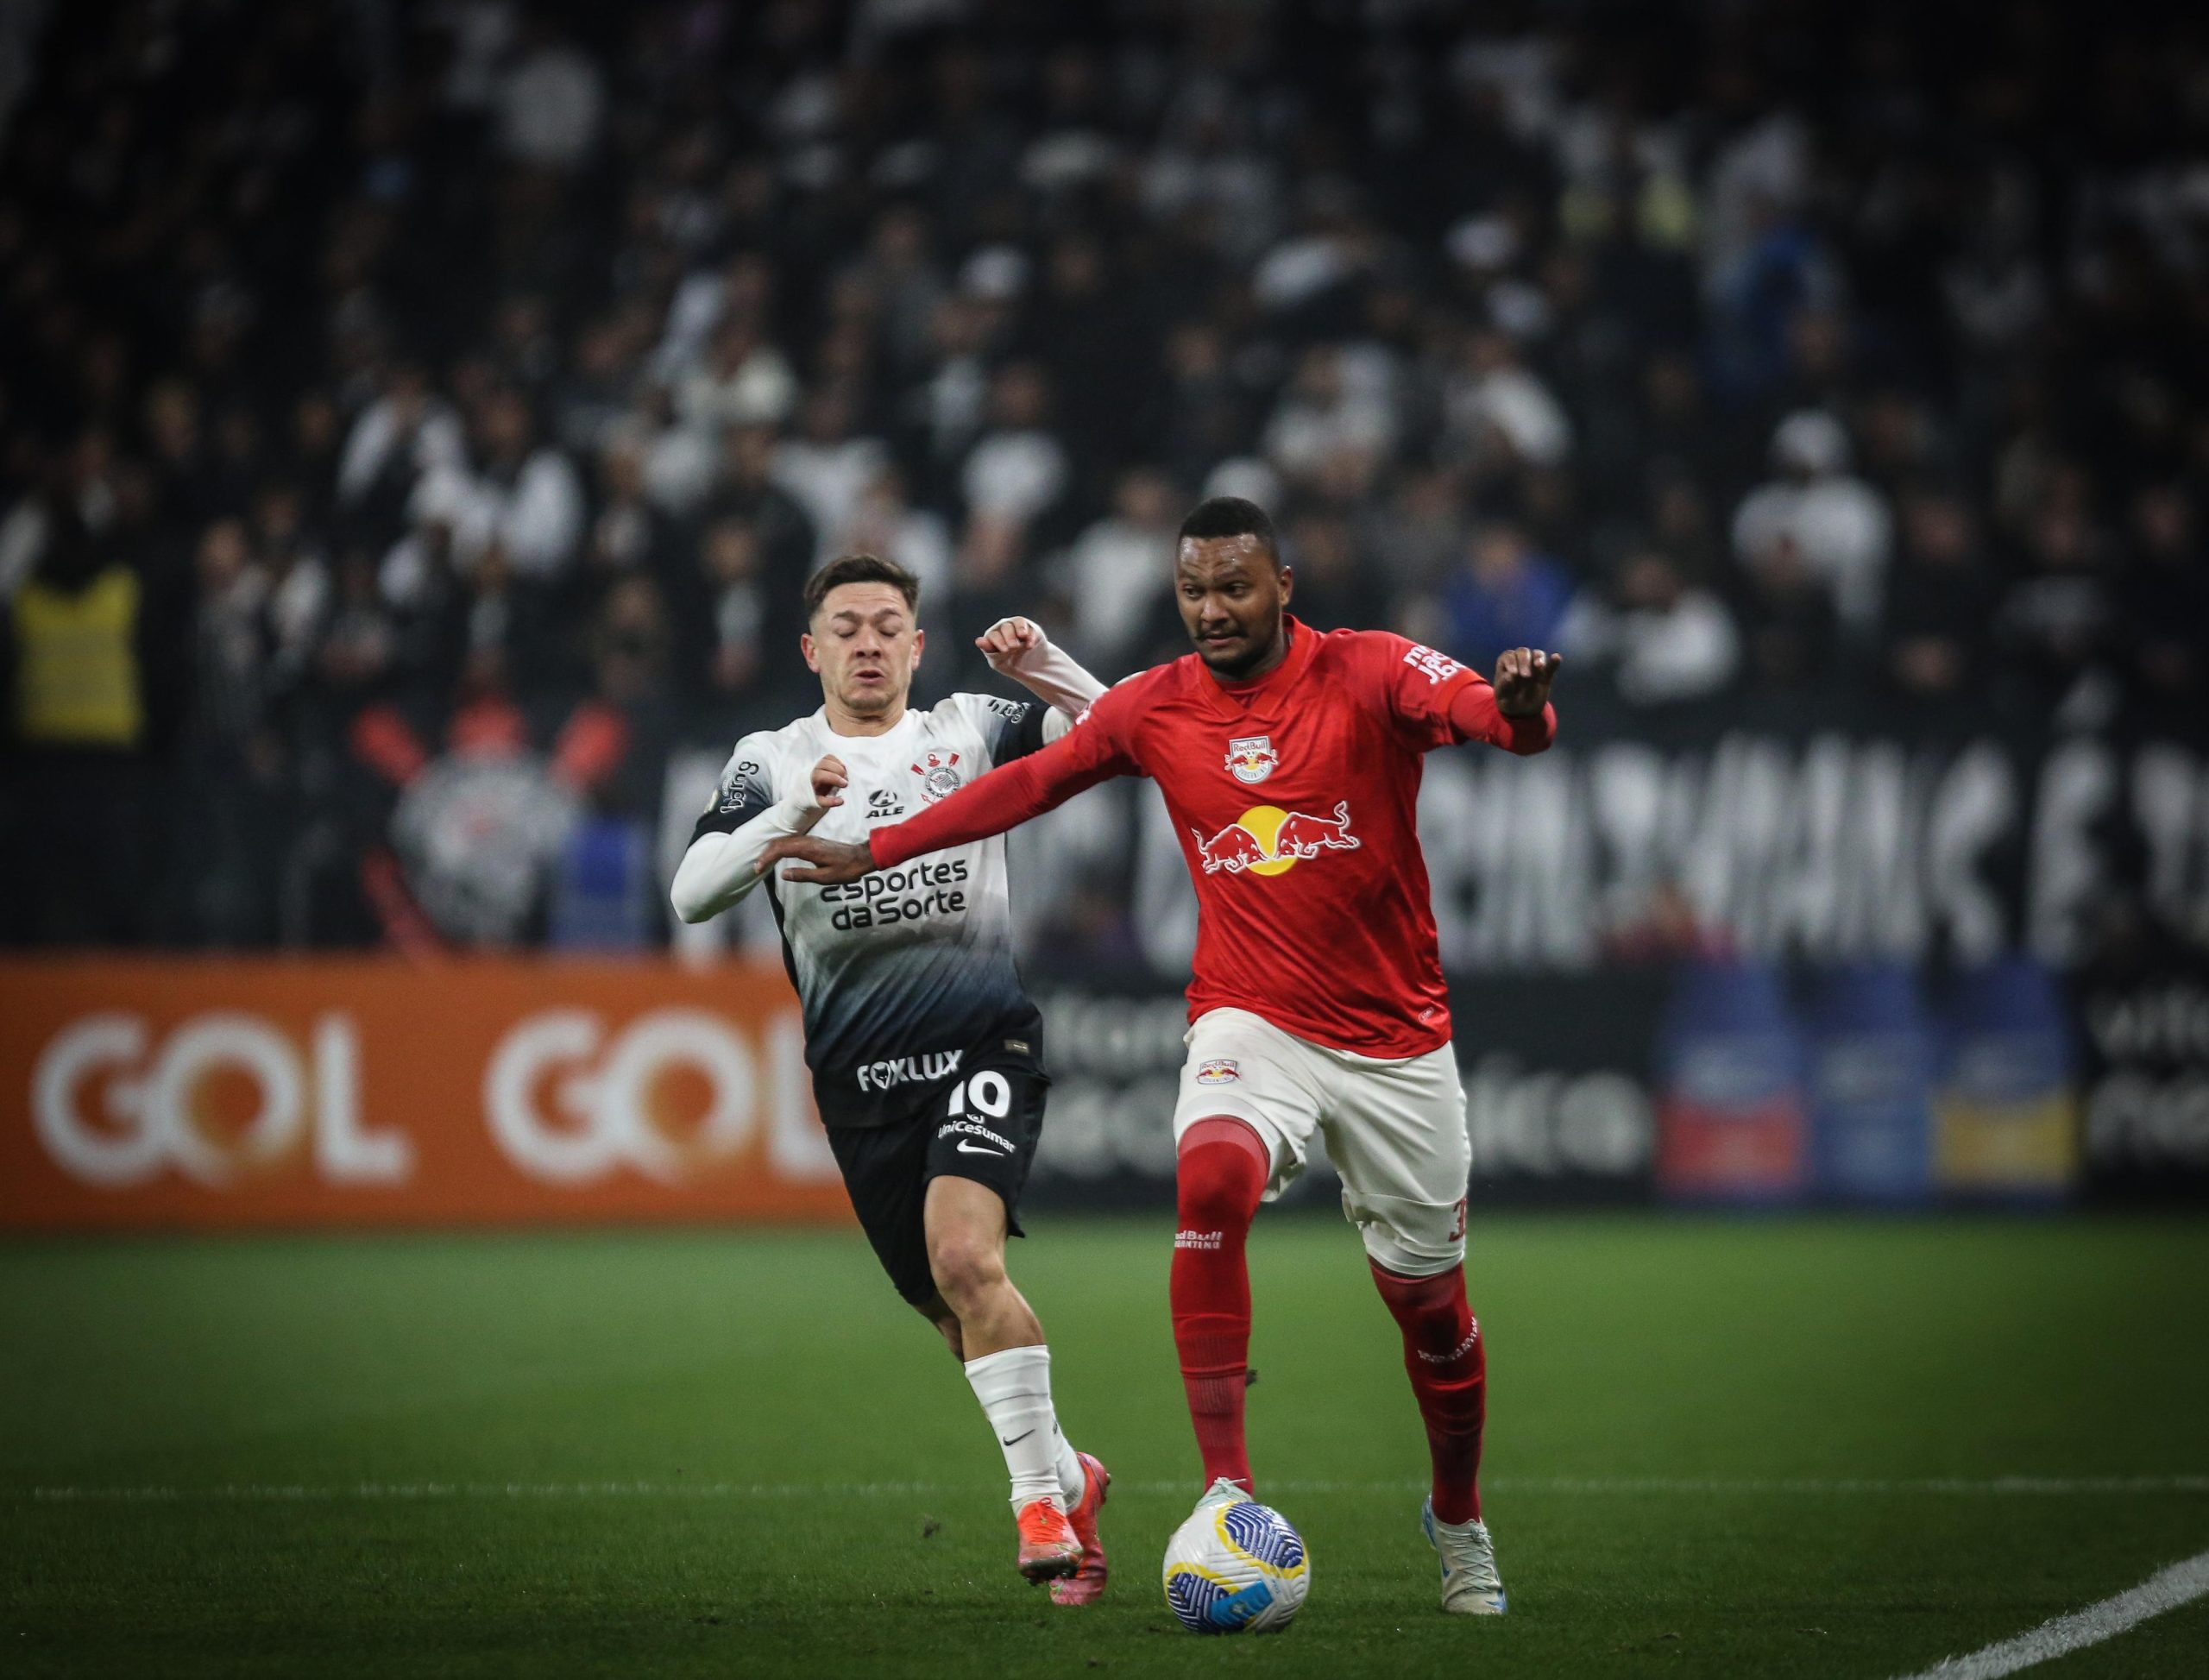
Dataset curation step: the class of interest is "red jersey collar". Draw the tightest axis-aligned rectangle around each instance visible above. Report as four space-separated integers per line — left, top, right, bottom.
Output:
1191 614 1316 722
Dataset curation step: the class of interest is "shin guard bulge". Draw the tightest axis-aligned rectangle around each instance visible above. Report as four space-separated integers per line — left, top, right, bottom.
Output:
1170 1119 1269 1491
1370 1260 1486 1523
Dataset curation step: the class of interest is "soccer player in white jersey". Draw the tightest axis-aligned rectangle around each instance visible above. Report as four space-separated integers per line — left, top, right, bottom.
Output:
670 553 1112 1598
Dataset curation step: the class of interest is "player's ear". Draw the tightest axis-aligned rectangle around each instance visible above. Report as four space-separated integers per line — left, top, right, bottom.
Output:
1276 563 1293 605
910 625 924 667
800 631 821 674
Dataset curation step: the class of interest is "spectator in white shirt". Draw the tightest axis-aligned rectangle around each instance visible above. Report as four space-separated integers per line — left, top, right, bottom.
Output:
832 467 953 607
775 387 890 565
672 318 798 437
1054 467 1178 670
1731 409 1893 639
962 361 1067 525
1561 550 1741 706
496 23 605 170
655 252 778 387
462 388 584 580
337 365 467 512
1444 328 1573 469
1263 345 1396 485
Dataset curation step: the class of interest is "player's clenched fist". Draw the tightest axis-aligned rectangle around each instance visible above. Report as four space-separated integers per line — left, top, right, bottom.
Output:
975 616 1048 673
758 834 875 883
1491 647 1563 718
806 754 848 815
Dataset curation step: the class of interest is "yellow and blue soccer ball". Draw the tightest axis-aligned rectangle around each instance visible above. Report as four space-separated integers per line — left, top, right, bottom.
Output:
1161 1495 1311 1633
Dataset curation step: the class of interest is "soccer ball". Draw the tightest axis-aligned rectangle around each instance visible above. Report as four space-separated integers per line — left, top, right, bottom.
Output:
1161 1494 1311 1633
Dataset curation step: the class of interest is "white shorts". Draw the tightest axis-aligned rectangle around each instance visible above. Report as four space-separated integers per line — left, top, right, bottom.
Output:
1172 1007 1471 1277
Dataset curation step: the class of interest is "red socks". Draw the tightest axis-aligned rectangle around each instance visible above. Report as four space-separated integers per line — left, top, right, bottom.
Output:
1171 1118 1269 1492
1370 1261 1486 1523
1172 1120 1488 1520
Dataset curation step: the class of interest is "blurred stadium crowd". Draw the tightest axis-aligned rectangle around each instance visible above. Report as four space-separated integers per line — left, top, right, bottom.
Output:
1 0 2205 950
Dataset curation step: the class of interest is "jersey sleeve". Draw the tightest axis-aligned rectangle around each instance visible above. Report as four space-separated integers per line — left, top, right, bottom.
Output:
672 732 822 923
1363 634 1554 755
689 733 779 843
870 681 1144 869
947 691 1054 769
1362 634 1484 751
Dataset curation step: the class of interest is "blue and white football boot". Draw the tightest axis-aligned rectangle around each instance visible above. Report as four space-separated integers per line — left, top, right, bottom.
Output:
1422 1498 1507 1615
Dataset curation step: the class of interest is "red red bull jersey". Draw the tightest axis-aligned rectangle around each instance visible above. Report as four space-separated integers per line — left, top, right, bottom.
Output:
869 619 1556 1059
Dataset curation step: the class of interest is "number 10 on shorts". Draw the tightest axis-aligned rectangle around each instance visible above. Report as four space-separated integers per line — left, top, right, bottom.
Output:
937 1069 1026 1162
947 1071 1011 1120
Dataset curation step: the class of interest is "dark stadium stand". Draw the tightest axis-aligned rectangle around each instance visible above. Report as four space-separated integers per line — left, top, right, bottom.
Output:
1 1 2205 957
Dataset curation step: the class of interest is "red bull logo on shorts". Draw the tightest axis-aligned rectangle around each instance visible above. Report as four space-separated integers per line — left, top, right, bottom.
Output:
1190 802 1361 878
1194 1058 1241 1085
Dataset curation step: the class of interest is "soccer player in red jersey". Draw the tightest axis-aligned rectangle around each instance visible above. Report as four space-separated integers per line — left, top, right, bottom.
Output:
763 497 1561 1614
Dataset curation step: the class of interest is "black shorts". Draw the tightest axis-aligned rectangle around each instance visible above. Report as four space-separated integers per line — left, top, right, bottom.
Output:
825 1046 1050 1306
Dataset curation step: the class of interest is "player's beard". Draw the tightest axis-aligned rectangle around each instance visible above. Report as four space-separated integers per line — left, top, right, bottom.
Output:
1193 611 1287 681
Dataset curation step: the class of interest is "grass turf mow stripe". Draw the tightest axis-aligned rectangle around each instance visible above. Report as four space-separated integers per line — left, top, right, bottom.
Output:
1895 1548 2209 1679
17 1474 2209 1502
9 1220 2207 1677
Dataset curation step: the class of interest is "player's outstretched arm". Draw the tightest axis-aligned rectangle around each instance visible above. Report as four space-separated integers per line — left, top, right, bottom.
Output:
1491 645 1563 719
756 833 876 884
670 754 846 922
974 616 1107 720
764 695 1140 884
1450 645 1562 753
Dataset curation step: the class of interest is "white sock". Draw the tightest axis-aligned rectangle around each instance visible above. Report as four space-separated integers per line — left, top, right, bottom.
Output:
963 1344 1069 1512
1053 1420 1087 1507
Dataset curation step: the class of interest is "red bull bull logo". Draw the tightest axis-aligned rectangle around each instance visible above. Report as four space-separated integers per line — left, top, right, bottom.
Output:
1190 802 1360 877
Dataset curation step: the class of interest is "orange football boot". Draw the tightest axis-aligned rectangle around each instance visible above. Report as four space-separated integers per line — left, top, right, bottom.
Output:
1049 1451 1111 1606
1015 1497 1081 1582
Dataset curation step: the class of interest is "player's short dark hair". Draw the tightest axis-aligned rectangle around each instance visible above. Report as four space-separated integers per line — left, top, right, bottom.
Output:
802 553 920 620
1177 496 1280 565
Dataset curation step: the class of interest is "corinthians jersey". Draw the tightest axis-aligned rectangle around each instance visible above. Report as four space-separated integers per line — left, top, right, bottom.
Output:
691 695 1054 1126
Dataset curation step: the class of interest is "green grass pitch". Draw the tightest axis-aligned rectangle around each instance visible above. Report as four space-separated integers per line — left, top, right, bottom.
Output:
4 1214 2207 1677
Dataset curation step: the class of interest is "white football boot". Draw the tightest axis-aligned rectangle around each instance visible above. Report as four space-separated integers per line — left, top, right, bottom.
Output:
1422 1498 1507 1614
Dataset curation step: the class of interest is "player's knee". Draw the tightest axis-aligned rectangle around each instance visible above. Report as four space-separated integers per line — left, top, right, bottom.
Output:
1357 1205 1465 1279
1175 1125 1268 1229
926 1228 1005 1305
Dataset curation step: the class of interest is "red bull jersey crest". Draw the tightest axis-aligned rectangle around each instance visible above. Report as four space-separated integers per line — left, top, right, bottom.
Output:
1224 734 1278 784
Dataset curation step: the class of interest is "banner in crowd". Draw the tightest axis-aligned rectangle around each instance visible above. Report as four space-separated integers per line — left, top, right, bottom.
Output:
0 957 850 1230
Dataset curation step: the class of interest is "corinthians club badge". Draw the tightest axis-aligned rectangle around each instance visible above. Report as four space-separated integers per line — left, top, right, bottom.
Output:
1224 735 1278 784
912 749 963 802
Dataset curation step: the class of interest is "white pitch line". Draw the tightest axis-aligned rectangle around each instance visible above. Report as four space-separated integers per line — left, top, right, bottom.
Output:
1895 1547 2209 1680
13 1475 2209 1503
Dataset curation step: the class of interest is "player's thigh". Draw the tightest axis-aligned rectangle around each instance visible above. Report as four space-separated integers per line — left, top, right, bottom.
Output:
921 1056 1049 1245
1172 1009 1327 1198
825 1122 938 1305
921 1173 1011 1293
1319 1044 1471 1277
